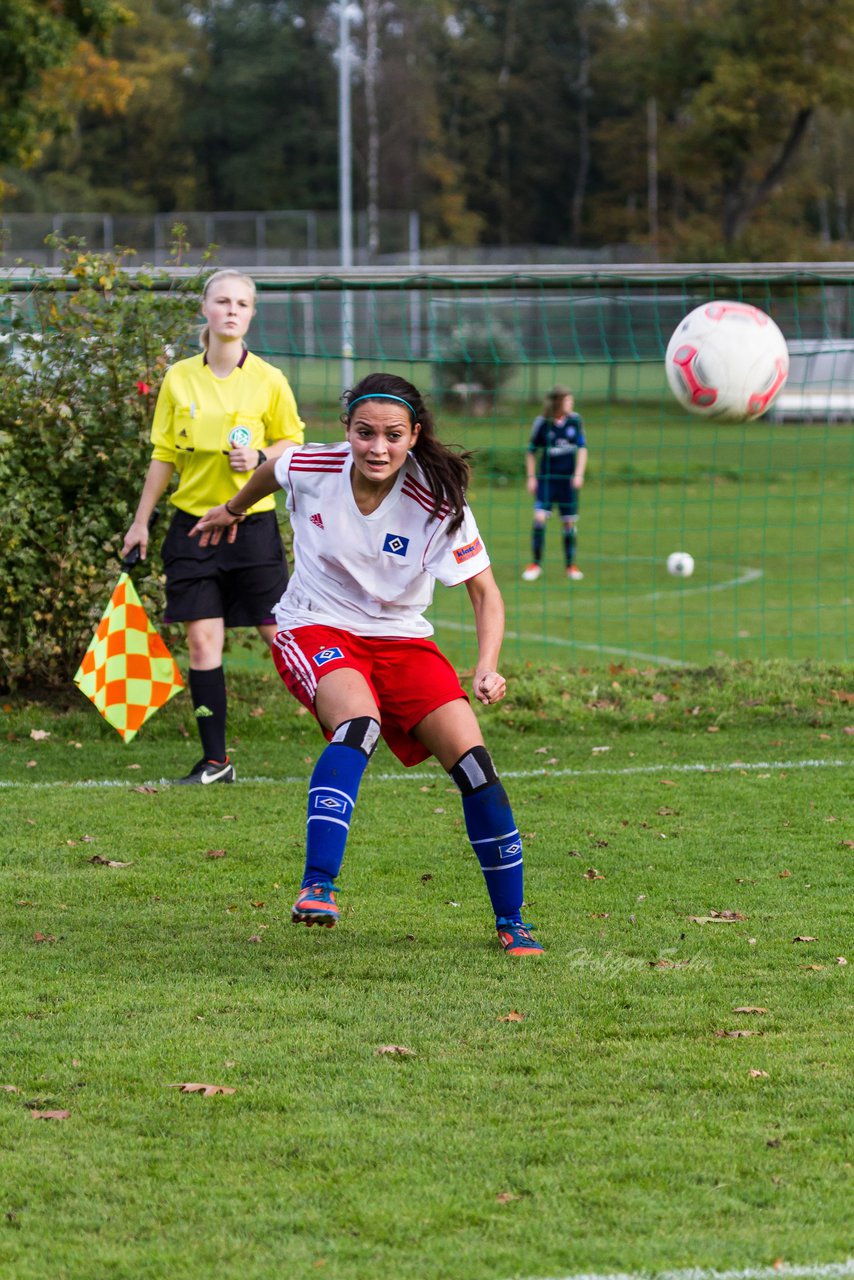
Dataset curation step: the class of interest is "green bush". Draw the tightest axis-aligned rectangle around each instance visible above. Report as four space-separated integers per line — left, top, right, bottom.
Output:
0 238 206 689
432 320 520 406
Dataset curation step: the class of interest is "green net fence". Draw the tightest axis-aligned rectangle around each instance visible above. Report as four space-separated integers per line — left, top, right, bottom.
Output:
5 265 851 673
244 267 852 671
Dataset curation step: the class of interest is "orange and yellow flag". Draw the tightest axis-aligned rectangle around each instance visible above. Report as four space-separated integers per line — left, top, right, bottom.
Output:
73 573 184 742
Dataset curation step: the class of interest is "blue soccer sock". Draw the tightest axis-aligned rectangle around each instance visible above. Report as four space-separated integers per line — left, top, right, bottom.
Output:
450 747 524 924
301 718 380 889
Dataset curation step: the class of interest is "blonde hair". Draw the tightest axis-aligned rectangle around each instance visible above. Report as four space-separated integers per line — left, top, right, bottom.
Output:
199 269 257 351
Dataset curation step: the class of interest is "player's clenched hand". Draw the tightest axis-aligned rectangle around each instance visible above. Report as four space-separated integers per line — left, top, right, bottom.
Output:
189 504 241 547
473 669 506 706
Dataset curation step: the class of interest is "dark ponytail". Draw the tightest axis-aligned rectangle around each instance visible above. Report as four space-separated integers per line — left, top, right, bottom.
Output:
342 373 473 534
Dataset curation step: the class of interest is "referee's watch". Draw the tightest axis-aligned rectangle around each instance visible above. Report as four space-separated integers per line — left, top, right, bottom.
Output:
256 449 267 467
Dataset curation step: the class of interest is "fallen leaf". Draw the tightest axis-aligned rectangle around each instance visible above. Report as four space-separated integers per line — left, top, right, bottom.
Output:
498 1010 525 1022
167 1083 236 1096
29 729 50 741
250 901 266 909
799 964 826 971
495 1191 521 1204
836 956 848 966
660 779 677 786
433 807 445 814
375 1045 415 1057
131 785 158 794
832 690 854 703
584 868 605 880
89 856 132 868
689 911 747 924
732 1006 768 1015
249 707 265 717
714 1029 758 1038
31 1109 70 1120
205 849 226 859
707 725 720 733
247 935 263 943
127 763 141 770
779 870 791 878
792 936 818 943
1 1085 20 1093
420 873 433 882
749 1069 770 1079
222 815 237 821
33 932 56 944
25 760 37 768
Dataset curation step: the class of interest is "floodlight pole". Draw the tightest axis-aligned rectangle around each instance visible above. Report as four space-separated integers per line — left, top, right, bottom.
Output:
339 2 354 390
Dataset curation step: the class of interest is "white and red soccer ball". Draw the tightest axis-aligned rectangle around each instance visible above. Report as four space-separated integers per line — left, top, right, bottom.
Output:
665 301 789 421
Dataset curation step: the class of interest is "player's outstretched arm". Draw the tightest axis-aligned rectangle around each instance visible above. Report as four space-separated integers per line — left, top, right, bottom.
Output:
190 461 282 547
465 567 507 706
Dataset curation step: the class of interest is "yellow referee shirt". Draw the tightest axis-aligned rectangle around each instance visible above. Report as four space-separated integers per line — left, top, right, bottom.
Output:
150 350 304 516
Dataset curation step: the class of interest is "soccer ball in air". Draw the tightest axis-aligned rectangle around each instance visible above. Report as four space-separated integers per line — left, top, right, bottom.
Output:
667 551 695 578
665 301 789 421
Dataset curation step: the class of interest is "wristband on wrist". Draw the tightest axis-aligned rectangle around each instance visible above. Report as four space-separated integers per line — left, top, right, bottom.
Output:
224 499 243 517
256 449 267 466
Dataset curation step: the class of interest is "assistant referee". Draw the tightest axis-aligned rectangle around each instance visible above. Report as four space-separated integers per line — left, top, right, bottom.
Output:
121 268 304 784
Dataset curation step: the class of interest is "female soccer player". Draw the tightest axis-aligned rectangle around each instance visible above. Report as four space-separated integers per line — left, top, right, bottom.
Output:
121 269 304 783
191 372 544 956
521 385 587 582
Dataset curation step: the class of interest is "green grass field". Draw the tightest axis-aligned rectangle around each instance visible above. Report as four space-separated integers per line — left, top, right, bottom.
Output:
1 661 852 1279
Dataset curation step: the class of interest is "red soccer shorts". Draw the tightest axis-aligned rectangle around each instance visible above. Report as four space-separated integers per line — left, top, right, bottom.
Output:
272 625 468 766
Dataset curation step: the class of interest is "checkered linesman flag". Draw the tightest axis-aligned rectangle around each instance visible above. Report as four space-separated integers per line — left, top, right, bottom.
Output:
73 572 184 742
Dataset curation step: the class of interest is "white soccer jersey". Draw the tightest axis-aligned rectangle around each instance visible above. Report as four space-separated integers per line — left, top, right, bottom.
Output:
272 442 491 638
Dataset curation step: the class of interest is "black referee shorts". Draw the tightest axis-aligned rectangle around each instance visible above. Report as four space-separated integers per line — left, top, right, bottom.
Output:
161 507 288 627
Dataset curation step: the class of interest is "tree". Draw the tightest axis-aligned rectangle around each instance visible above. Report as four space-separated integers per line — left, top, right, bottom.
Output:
0 0 128 191
605 0 854 254
184 0 338 210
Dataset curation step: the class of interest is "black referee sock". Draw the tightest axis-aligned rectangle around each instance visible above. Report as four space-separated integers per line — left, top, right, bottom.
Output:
532 524 545 563
188 666 228 763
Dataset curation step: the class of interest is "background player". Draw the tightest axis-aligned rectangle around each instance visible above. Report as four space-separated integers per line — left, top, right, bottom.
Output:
191 371 544 956
121 268 304 784
522 385 588 581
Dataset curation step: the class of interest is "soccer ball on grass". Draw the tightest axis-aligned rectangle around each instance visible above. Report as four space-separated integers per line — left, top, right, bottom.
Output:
667 551 695 578
665 301 789 421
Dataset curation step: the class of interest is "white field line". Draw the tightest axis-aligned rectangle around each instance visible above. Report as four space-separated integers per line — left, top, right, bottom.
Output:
435 618 686 667
0 757 850 792
640 565 763 602
517 1262 854 1280
516 1261 854 1280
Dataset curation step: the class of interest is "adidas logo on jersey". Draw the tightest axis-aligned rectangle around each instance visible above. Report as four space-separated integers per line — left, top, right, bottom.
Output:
310 512 324 529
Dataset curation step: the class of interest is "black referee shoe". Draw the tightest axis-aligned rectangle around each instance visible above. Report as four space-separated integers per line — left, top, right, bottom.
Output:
174 757 236 785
